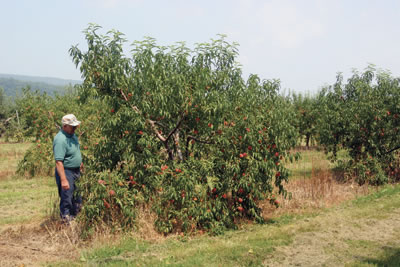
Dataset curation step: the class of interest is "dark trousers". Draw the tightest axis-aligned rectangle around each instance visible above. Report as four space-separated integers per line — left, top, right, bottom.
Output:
55 167 82 218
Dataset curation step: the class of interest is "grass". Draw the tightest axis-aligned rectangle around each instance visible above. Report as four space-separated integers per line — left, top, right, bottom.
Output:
0 141 30 179
348 185 400 219
0 175 56 227
0 141 57 229
45 183 400 267
287 148 336 180
287 147 350 180
1 141 399 266
52 223 294 266
346 247 400 267
327 184 400 266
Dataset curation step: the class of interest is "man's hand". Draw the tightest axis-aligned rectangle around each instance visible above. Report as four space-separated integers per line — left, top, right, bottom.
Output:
80 162 85 174
61 179 70 190
56 160 70 190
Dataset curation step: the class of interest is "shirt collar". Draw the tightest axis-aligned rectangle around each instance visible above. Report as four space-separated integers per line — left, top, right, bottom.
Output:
61 129 74 138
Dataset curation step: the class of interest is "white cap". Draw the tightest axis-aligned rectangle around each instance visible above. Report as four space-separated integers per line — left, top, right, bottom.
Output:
61 114 81 127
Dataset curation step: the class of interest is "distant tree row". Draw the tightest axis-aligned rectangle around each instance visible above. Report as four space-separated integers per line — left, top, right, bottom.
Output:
4 66 400 186
290 66 400 185
0 77 72 98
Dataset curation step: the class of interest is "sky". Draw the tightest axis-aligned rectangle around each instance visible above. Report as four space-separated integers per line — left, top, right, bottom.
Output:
1 0 400 94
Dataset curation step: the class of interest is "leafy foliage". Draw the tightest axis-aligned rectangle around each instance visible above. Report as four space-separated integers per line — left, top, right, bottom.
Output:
69 25 299 234
14 88 103 176
316 66 400 184
290 93 319 148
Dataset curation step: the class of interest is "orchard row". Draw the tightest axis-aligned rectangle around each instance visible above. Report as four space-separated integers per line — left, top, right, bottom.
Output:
4 25 400 235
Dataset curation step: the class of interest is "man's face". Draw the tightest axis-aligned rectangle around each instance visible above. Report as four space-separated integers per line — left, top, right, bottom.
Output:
63 124 77 134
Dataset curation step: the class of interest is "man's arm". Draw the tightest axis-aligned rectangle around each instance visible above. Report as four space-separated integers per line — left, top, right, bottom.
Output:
56 160 69 190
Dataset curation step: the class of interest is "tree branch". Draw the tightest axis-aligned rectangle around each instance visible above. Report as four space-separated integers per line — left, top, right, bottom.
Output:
187 135 215 145
166 112 185 142
148 120 166 142
173 130 183 161
384 145 400 155
120 88 141 114
164 140 174 161
120 88 166 142
185 135 215 158
155 121 167 128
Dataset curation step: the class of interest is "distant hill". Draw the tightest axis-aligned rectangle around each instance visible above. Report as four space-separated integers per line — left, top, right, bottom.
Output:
0 73 82 98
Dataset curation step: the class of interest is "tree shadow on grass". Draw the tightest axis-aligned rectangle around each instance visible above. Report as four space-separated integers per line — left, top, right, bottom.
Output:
358 246 400 266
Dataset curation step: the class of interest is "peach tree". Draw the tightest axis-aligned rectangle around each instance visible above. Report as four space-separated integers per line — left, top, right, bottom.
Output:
15 87 103 177
291 93 319 148
316 66 400 185
70 25 298 234
15 89 67 176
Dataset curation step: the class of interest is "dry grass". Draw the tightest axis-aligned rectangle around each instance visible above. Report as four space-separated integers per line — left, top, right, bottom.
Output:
0 219 82 266
0 142 30 180
262 150 369 219
134 204 165 241
0 176 56 229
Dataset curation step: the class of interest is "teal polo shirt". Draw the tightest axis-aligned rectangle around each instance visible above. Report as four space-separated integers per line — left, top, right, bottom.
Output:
53 129 82 168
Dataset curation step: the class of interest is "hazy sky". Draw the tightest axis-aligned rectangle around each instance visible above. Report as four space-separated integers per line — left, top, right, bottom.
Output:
1 0 399 94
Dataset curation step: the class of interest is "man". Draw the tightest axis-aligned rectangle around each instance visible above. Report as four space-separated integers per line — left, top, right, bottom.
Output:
53 114 84 222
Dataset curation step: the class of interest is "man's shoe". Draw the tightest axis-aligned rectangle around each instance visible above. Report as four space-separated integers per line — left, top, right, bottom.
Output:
61 214 74 225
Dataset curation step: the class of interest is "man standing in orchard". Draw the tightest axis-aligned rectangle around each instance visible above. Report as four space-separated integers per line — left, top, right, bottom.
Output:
53 114 84 222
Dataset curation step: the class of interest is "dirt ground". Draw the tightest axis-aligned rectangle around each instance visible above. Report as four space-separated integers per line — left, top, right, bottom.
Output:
0 220 80 267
